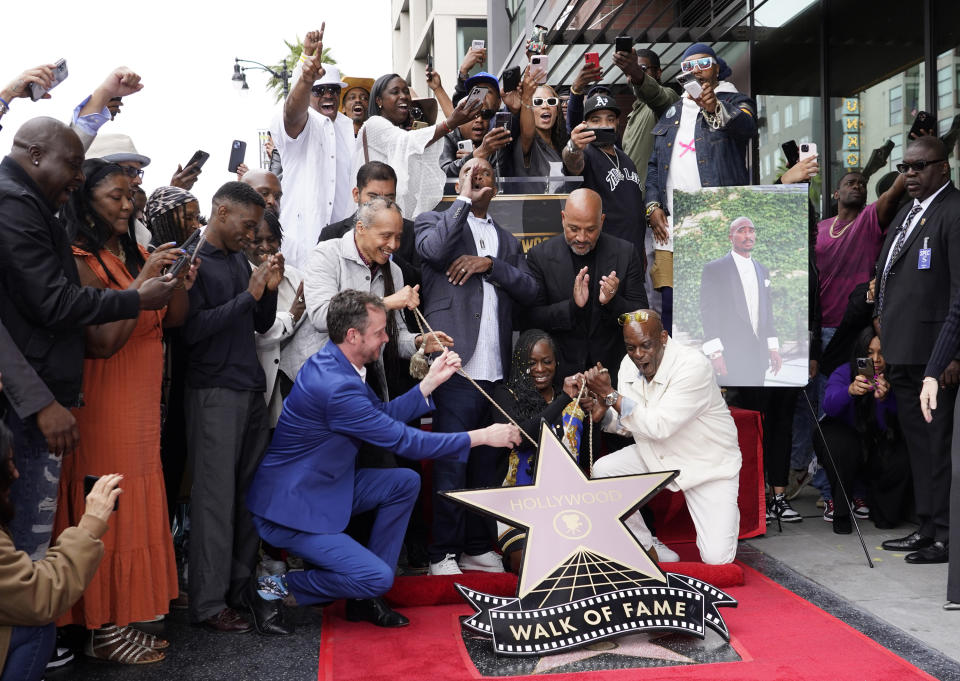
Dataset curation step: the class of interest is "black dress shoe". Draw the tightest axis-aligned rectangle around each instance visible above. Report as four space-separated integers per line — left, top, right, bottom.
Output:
244 581 294 636
905 541 948 564
881 531 934 551
345 597 409 628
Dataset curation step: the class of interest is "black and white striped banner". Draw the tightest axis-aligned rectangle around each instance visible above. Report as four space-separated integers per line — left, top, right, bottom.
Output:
456 573 736 657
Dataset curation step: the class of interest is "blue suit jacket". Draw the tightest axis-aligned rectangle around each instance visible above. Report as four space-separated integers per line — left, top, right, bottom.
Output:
247 342 471 533
415 199 539 371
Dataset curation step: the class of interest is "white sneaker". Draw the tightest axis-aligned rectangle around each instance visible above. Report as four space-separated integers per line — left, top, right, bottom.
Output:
652 537 680 562
428 554 462 575
459 551 505 573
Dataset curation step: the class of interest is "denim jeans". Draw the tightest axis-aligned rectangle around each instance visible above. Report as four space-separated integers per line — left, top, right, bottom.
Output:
0 624 55 681
3 409 61 560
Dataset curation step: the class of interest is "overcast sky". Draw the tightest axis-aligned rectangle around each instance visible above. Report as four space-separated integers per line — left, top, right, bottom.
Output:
1 2 393 209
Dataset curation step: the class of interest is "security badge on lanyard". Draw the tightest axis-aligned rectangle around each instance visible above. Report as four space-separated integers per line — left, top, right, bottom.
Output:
918 231 932 270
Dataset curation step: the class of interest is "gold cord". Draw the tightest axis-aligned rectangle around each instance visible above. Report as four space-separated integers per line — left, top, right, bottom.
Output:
412 307 537 447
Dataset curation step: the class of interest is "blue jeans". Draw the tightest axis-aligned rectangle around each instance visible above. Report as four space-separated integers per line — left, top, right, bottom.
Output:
3 410 60 559
0 624 55 681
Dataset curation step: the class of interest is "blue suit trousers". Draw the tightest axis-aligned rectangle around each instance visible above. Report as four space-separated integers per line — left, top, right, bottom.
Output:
252 468 419 605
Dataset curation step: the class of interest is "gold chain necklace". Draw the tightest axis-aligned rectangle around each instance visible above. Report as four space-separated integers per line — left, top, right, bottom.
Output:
105 242 126 264
829 215 854 239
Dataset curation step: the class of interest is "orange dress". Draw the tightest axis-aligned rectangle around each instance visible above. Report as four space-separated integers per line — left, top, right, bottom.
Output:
53 246 178 628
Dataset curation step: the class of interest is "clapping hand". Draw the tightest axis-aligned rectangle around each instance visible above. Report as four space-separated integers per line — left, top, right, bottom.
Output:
573 266 589 308
598 271 619 304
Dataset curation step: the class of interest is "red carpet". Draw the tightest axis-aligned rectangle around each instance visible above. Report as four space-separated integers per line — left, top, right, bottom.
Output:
319 562 938 681
385 558 744 607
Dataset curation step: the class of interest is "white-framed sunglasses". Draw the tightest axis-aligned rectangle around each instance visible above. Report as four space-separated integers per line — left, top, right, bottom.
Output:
680 56 716 73
532 96 559 107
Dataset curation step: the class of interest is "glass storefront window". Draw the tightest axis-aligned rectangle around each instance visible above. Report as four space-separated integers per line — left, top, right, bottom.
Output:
889 85 903 127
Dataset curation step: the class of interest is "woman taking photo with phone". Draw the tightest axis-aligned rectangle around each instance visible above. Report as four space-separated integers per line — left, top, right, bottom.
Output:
50 159 197 664
514 67 568 186
814 327 910 534
358 73 484 218
0 410 123 681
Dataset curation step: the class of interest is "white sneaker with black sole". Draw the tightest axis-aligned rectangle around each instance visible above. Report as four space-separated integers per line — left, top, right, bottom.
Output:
428 554 462 575
458 551 505 573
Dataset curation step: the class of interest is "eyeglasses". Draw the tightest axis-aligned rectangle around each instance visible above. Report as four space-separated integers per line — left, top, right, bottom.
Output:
120 166 144 179
475 108 496 120
532 97 559 107
679 56 716 73
311 85 341 97
896 158 946 173
618 311 652 326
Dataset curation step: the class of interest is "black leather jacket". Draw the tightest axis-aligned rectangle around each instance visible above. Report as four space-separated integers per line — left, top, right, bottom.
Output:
0 156 139 406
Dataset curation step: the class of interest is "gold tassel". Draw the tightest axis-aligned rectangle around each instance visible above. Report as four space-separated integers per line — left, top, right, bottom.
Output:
409 347 429 379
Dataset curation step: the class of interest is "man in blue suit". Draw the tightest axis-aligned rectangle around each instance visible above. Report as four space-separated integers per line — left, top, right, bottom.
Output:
415 158 540 575
246 290 520 628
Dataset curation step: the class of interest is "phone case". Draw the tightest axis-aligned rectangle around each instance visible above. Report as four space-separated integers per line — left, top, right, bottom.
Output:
227 140 247 173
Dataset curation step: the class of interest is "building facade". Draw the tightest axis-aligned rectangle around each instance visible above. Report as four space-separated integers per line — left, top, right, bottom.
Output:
392 0 488 99
484 0 960 217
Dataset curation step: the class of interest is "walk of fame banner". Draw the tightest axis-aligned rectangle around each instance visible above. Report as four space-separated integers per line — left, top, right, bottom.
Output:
445 424 737 657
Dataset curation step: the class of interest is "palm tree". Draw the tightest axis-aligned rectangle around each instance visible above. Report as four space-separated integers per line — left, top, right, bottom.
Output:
266 37 336 102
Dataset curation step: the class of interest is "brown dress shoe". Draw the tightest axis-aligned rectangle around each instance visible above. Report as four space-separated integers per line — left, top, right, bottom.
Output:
203 607 253 633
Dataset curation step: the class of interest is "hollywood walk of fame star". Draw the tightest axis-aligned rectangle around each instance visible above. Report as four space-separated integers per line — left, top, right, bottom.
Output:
445 423 678 601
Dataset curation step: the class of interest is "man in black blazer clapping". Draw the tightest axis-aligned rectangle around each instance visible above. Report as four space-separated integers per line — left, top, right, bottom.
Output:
876 137 960 565
524 188 648 383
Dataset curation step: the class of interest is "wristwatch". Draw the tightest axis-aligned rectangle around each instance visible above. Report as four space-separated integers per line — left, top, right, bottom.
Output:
565 139 581 155
604 390 620 407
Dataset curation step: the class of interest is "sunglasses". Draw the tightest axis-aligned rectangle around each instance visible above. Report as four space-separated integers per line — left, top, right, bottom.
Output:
618 311 652 326
896 158 946 173
679 56 716 73
475 108 496 120
311 85 342 97
120 166 144 179
532 96 559 107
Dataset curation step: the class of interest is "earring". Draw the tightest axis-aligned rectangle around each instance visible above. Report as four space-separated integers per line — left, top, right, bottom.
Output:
33 160 39 166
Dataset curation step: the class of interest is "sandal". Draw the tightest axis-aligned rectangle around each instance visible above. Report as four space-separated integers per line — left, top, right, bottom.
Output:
119 625 170 650
85 625 165 665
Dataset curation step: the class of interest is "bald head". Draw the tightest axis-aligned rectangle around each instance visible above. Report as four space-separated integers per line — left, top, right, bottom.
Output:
621 309 668 380
729 216 756 256
9 117 84 209
11 117 78 153
623 308 663 336
241 168 283 216
561 188 605 255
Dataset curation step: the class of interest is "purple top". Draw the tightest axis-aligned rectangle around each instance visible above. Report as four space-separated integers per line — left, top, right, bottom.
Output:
822 363 897 431
815 202 883 327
